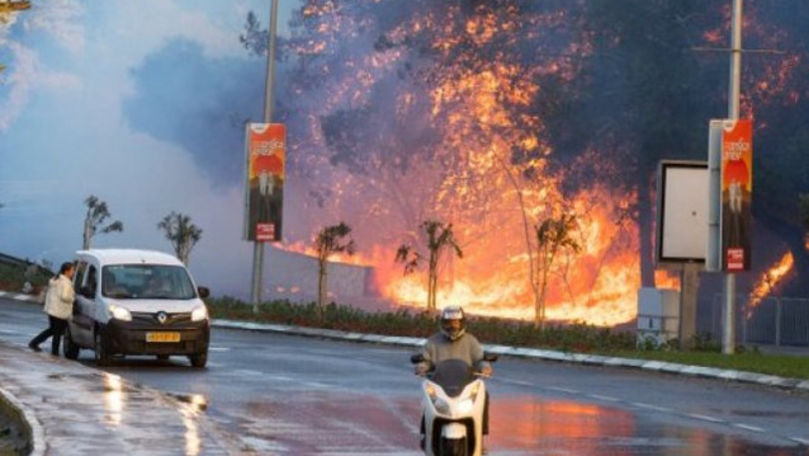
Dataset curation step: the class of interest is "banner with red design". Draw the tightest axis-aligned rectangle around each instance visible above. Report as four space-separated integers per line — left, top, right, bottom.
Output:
720 119 752 271
243 123 285 242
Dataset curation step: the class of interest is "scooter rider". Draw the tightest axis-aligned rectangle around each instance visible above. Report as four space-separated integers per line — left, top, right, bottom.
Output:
415 305 492 449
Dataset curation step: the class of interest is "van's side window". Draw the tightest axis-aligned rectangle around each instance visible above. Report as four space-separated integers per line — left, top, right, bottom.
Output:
73 262 87 290
86 265 98 297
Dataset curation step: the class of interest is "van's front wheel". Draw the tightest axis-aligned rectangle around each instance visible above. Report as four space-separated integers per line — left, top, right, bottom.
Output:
94 328 111 366
189 351 207 368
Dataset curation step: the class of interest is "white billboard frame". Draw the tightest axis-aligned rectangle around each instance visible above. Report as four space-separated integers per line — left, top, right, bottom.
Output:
656 160 708 265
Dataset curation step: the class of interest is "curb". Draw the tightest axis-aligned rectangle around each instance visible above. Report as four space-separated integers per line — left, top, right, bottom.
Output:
0 386 46 456
211 319 809 394
0 291 40 303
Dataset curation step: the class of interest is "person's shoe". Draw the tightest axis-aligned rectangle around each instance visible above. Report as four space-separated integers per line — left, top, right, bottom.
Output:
28 342 41 352
419 434 425 451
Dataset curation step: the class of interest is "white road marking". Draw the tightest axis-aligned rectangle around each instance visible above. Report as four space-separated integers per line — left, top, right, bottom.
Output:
732 423 765 433
208 346 230 352
791 437 809 445
687 413 725 424
229 369 263 377
546 386 579 394
588 394 619 402
630 402 673 413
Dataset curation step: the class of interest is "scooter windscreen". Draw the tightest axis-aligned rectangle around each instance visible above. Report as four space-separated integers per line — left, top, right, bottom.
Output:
430 359 475 397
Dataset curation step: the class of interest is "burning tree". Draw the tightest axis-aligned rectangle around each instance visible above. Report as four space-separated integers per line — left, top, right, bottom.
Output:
82 195 123 250
534 213 580 327
157 212 203 266
396 220 463 313
314 222 355 314
232 0 809 323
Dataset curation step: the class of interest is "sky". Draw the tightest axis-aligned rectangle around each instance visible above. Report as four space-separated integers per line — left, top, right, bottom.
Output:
0 0 296 297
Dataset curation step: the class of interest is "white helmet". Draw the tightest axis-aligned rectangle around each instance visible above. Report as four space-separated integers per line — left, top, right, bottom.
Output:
440 305 466 341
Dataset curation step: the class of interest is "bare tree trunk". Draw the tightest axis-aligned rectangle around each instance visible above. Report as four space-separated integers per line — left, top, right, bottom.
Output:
317 260 327 318
83 218 92 250
492 153 539 319
428 254 438 312
178 241 190 266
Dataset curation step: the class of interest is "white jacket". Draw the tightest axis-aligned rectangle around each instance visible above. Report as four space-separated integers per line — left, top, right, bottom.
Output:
43 275 75 320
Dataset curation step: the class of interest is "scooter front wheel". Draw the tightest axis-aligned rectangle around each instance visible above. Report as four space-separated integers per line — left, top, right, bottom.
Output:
439 437 467 456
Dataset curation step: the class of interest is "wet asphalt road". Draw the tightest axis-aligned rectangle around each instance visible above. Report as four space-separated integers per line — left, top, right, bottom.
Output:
2 298 809 455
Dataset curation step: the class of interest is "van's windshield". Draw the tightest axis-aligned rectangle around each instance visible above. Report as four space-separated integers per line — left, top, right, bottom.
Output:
102 264 196 300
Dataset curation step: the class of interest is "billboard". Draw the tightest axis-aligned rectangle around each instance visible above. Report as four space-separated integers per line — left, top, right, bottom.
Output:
243 123 285 242
656 161 708 264
720 119 752 271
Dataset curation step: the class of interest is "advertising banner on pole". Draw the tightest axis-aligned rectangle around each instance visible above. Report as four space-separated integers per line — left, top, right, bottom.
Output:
720 119 752 271
243 123 285 242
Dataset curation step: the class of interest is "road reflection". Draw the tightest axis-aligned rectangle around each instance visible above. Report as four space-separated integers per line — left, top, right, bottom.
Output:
491 396 808 456
102 372 124 427
173 393 207 456
234 393 807 455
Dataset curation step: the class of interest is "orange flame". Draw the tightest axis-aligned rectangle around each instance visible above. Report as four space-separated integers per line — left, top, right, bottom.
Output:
654 270 681 291
747 252 794 317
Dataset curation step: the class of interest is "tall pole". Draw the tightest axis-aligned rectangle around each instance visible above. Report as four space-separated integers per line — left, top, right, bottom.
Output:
251 0 280 313
723 0 743 354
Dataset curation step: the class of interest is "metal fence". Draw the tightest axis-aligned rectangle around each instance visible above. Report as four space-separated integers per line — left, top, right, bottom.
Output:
701 294 809 347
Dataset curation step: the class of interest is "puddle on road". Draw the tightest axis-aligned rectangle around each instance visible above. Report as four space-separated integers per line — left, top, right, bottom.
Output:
490 397 808 455
222 393 808 455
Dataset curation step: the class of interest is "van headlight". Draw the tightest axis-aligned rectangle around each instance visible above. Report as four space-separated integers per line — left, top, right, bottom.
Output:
109 304 132 322
191 305 208 322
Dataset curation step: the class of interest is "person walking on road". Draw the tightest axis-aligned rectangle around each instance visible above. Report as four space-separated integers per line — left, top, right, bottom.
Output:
28 262 76 355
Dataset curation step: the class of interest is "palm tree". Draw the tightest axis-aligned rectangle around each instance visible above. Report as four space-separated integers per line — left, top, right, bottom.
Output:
396 220 463 312
82 195 123 249
157 212 203 266
534 214 579 327
314 222 355 315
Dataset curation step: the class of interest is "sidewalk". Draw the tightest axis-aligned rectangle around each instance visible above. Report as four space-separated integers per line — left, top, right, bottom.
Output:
0 340 238 455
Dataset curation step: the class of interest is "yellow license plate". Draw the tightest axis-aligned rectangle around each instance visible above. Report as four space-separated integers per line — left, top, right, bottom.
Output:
146 332 180 343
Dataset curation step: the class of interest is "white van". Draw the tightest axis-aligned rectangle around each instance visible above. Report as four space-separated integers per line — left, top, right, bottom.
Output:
65 249 210 368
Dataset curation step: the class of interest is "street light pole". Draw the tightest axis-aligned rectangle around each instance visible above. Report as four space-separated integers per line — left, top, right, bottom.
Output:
250 0 280 313
722 0 743 354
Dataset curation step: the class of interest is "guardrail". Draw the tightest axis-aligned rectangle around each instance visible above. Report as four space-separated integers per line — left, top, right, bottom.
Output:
703 294 809 347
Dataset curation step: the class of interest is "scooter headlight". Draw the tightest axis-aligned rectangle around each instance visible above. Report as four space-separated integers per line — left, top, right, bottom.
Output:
433 397 451 415
456 398 474 415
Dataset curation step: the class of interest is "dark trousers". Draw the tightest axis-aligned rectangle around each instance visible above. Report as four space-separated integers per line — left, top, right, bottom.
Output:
29 315 68 355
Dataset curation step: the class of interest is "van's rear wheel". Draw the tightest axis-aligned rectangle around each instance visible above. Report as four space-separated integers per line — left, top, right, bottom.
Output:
94 328 111 366
188 351 207 368
63 326 80 360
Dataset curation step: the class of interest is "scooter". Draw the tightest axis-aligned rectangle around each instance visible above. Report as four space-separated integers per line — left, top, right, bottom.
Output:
411 353 497 456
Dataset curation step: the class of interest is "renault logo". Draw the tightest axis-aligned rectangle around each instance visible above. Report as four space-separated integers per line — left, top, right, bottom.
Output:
156 311 168 324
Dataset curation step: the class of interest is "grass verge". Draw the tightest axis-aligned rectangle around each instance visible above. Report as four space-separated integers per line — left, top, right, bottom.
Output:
207 297 809 380
611 350 809 380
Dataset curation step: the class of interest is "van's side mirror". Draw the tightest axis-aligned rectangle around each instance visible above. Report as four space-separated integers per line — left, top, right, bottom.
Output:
80 286 94 299
197 286 210 299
